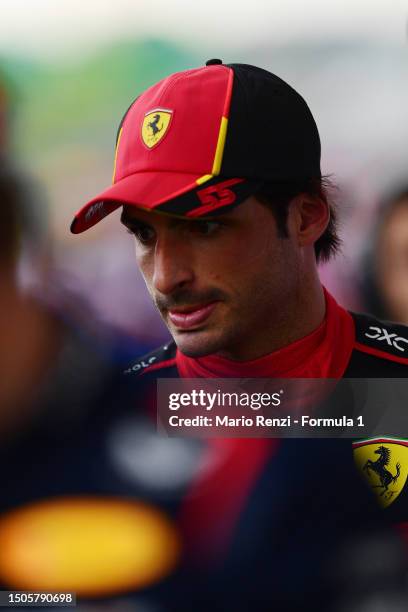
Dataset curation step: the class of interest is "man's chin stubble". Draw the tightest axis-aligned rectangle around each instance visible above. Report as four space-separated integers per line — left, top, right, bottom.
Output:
171 329 230 359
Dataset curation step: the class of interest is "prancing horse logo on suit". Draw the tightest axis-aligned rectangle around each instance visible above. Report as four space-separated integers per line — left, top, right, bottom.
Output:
141 109 173 149
353 438 408 508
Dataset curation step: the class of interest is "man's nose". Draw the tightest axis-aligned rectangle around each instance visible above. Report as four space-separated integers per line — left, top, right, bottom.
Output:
152 233 194 295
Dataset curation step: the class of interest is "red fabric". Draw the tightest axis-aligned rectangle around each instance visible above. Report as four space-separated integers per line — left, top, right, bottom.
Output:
116 65 232 179
176 288 355 379
139 357 177 376
178 288 355 563
72 172 209 233
72 66 234 233
180 437 278 563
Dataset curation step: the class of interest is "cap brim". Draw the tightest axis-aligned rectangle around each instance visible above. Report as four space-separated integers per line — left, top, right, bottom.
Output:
71 172 263 234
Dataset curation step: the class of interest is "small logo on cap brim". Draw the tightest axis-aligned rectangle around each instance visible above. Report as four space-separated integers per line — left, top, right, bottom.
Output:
142 108 173 149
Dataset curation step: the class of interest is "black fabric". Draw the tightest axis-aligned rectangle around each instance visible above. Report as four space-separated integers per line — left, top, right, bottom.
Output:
122 313 408 611
115 96 139 145
3 309 406 611
123 340 176 376
126 312 408 380
352 311 408 358
153 176 263 218
221 63 321 181
345 348 408 377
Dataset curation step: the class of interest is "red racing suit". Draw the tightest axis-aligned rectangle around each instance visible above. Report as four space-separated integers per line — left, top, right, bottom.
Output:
123 294 408 610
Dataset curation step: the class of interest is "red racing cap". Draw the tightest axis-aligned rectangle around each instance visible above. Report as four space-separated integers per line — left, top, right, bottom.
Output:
71 60 321 234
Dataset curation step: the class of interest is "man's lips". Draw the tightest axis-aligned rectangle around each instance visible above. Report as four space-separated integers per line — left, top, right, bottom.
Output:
167 302 219 330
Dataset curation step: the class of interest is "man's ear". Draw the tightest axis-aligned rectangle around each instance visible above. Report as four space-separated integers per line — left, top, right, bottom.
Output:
289 194 330 248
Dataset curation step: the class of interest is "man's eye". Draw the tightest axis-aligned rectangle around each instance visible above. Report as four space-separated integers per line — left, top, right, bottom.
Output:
126 224 156 244
190 221 221 236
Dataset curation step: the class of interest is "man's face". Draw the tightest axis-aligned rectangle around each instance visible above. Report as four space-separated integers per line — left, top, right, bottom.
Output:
121 197 301 360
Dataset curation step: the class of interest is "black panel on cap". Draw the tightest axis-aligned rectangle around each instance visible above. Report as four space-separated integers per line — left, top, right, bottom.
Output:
205 59 223 66
221 63 321 181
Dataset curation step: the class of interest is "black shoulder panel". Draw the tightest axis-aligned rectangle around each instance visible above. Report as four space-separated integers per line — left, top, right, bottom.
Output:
123 340 177 377
346 312 408 376
352 312 408 358
345 347 408 377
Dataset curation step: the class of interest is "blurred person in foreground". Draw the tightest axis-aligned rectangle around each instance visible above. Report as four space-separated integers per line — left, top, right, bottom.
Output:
69 61 408 610
0 168 189 610
361 186 408 325
0 166 137 438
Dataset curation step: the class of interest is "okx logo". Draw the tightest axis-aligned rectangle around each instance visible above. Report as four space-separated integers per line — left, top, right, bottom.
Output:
364 326 408 352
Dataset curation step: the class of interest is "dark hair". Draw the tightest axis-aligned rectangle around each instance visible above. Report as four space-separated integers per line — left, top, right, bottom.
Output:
255 176 341 263
0 169 23 265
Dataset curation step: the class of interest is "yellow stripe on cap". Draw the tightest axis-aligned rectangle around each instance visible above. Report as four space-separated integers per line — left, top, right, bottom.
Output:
211 116 228 175
112 127 123 184
196 174 213 185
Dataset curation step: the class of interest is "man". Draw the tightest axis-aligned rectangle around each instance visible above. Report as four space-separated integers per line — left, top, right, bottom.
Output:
71 61 408 610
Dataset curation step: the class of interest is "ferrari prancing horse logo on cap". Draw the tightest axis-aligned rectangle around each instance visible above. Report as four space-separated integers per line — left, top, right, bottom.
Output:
141 109 173 149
